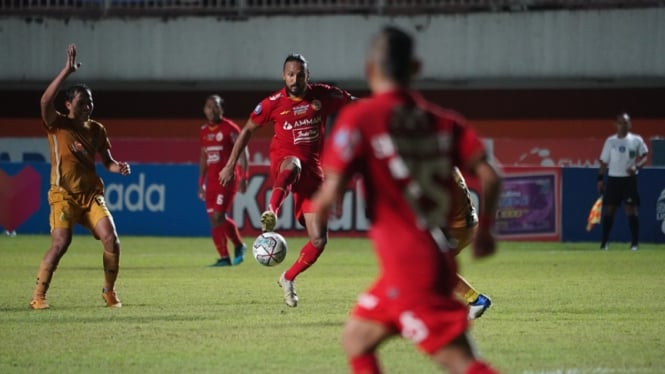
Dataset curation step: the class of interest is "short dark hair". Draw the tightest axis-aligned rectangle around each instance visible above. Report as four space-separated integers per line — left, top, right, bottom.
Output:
64 83 91 102
377 26 414 84
283 54 308 70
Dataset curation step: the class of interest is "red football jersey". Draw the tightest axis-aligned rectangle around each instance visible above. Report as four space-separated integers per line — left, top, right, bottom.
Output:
249 83 353 169
322 90 485 294
199 118 241 188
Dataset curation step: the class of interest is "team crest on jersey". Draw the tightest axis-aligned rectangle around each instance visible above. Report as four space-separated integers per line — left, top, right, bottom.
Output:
254 103 262 114
311 100 322 111
216 132 223 141
292 104 309 116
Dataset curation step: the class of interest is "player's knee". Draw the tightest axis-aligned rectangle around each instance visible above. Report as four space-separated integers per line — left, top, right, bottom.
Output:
100 233 120 252
49 232 72 256
310 235 328 250
342 324 365 357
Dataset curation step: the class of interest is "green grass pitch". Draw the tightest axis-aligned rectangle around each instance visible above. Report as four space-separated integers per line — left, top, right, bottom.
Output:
1 235 664 373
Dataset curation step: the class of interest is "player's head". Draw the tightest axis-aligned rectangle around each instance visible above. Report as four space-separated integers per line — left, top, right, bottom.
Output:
64 83 93 121
615 112 631 136
282 53 309 98
204 94 224 123
365 26 421 91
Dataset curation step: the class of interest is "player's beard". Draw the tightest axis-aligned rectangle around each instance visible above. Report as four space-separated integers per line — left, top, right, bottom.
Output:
286 82 306 97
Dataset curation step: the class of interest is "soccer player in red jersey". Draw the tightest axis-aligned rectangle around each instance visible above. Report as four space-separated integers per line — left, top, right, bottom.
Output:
199 95 249 267
219 54 354 307
314 27 502 373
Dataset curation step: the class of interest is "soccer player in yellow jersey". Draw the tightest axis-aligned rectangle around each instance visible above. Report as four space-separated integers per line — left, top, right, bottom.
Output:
29 44 131 310
449 167 493 319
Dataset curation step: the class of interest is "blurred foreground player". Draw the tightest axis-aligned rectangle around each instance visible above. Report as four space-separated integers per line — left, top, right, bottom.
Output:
314 27 502 373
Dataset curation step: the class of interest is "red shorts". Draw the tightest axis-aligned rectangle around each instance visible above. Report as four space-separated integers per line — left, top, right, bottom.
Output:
270 154 323 224
205 184 237 214
351 277 468 355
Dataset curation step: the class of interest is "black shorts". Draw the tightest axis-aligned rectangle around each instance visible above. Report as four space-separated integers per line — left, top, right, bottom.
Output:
604 176 640 206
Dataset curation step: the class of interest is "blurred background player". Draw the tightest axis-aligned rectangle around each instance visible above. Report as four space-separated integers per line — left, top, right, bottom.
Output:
199 94 249 266
596 112 648 251
30 44 131 309
449 166 492 320
219 54 354 307
314 26 502 373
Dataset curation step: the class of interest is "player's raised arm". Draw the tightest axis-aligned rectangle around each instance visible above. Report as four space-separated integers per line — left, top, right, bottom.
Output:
41 44 80 126
219 118 259 186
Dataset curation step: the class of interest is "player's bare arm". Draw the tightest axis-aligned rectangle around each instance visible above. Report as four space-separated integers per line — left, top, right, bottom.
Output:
237 147 250 193
41 44 81 126
313 171 348 224
468 155 501 258
100 149 131 176
198 146 207 200
219 119 260 186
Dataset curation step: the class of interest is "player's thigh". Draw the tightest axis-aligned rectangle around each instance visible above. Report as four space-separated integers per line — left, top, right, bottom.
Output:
84 195 117 241
342 317 393 357
293 173 323 228
430 332 477 373
48 189 81 231
448 226 477 255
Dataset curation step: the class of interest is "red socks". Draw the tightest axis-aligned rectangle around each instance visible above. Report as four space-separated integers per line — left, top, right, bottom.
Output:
224 216 242 247
284 241 324 281
350 353 381 374
467 361 499 374
211 224 229 258
269 168 299 213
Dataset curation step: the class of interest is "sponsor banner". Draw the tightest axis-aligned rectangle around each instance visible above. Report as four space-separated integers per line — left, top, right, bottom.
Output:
0 163 368 238
493 138 604 167
5 161 662 242
0 164 44 232
561 167 665 243
494 167 561 241
0 136 609 168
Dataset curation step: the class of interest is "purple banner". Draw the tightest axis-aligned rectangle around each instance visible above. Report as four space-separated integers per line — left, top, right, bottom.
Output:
496 172 559 238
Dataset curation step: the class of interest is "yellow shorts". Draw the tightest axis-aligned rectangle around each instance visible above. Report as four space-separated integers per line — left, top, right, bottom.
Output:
48 187 111 233
448 225 478 256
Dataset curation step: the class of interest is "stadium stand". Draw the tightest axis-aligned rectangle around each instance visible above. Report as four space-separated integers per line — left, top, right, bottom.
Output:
0 0 662 17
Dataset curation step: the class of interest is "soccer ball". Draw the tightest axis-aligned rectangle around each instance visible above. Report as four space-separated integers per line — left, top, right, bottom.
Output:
252 232 288 267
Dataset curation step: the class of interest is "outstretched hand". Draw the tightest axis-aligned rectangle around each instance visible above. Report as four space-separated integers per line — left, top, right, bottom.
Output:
65 44 81 73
